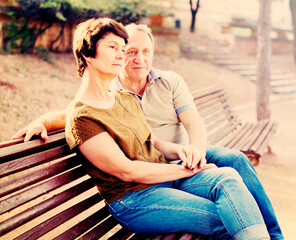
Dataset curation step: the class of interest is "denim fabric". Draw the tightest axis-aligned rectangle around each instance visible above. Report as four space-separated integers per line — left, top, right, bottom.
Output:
206 145 284 240
108 167 269 239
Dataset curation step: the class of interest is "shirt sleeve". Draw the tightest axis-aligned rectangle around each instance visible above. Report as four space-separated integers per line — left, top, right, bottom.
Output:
67 116 106 151
170 71 195 115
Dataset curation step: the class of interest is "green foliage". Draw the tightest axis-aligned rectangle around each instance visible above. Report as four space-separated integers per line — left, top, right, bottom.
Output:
3 0 172 54
4 12 36 53
103 0 148 24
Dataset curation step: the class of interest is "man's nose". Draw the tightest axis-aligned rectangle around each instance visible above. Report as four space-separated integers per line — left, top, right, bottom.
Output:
134 53 144 64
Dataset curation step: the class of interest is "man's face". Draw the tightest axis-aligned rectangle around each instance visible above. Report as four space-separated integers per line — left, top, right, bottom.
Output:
122 30 154 82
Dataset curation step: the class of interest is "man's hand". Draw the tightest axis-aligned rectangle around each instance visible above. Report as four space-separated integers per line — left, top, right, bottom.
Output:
178 145 207 170
12 121 48 142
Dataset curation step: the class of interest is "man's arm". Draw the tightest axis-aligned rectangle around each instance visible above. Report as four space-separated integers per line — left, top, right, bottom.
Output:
12 109 67 142
178 108 207 163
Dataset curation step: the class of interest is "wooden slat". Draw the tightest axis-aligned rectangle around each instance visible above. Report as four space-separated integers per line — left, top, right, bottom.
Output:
191 86 222 100
0 144 71 178
0 132 66 163
77 216 119 240
247 122 277 154
54 206 112 240
0 164 85 214
0 178 95 237
14 194 102 240
0 154 79 198
107 228 134 240
207 119 240 144
239 121 269 152
223 123 255 149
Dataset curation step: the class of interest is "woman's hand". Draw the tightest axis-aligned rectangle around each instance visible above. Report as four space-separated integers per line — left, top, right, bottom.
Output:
12 121 48 142
178 145 207 170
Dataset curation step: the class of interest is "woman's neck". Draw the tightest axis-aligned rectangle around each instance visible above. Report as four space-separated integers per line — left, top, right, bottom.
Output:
76 70 116 108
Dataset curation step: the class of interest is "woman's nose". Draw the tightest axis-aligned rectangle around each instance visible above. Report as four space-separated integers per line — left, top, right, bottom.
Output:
116 49 124 59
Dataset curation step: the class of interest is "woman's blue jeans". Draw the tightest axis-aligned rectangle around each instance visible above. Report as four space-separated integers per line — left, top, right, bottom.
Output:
108 167 269 240
206 145 284 240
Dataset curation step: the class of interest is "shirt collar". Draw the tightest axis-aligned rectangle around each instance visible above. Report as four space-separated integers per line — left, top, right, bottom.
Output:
112 68 162 91
150 68 162 81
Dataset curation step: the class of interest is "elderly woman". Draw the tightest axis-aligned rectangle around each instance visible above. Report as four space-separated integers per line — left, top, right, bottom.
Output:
65 18 270 240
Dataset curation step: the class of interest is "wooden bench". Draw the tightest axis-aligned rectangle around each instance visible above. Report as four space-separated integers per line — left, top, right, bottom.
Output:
0 130 207 240
192 86 277 166
0 86 277 239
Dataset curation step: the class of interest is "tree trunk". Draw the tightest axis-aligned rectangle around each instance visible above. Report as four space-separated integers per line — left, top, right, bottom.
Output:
189 0 199 32
257 0 271 120
190 11 197 32
290 0 296 62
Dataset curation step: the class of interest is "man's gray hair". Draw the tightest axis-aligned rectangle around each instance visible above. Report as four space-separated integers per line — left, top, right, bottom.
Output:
125 23 154 45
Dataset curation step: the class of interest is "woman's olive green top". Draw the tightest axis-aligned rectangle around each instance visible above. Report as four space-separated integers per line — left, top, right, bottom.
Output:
65 91 168 203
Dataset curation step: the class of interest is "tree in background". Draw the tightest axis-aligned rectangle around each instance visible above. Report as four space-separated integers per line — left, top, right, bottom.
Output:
290 0 296 62
2 0 160 53
257 0 271 120
189 0 200 32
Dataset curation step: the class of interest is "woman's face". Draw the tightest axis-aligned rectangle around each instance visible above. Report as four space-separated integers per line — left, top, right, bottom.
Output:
88 33 125 77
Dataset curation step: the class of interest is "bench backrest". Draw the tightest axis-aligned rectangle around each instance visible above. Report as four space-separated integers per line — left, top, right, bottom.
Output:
0 130 133 240
192 86 241 146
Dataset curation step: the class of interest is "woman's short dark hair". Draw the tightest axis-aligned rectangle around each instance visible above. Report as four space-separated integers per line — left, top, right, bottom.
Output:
73 18 128 77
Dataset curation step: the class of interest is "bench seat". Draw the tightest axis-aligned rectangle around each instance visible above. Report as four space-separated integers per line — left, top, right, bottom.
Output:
192 86 277 165
0 131 207 240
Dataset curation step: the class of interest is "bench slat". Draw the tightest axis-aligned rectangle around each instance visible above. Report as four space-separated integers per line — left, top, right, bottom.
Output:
244 121 276 153
0 178 95 237
0 132 66 163
0 144 71 178
0 164 86 214
107 228 134 240
252 122 277 154
238 121 269 152
0 155 79 198
14 193 102 240
54 206 113 240
78 216 119 240
222 122 255 149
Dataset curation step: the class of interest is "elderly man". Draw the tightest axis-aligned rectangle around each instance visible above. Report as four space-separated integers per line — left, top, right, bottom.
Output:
13 23 283 239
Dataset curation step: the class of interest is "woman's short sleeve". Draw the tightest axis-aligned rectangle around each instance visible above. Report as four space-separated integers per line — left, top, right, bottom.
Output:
67 116 106 151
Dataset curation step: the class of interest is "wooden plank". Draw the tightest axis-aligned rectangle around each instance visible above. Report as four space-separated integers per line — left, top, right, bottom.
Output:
14 194 102 240
54 206 117 240
0 144 71 178
254 122 277 155
0 164 85 214
108 228 134 240
239 121 269 152
233 121 268 151
0 178 96 237
77 216 119 240
208 120 241 145
191 86 222 100
247 122 277 154
0 132 66 163
223 122 255 149
0 155 79 198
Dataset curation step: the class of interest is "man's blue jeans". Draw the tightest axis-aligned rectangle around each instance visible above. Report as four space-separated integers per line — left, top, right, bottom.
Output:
108 167 269 239
206 145 284 240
